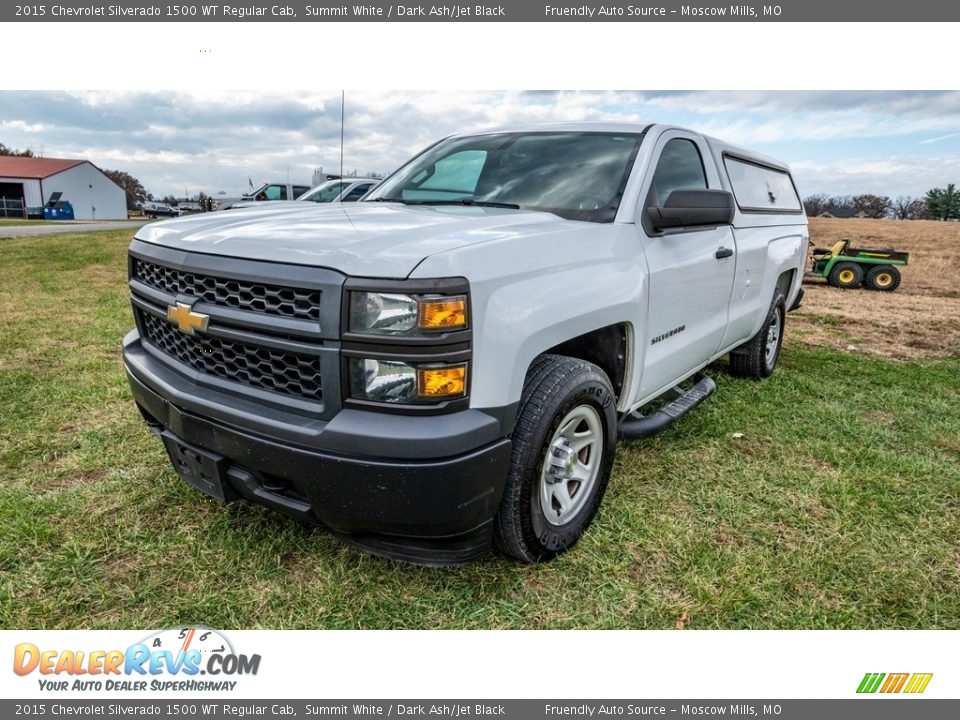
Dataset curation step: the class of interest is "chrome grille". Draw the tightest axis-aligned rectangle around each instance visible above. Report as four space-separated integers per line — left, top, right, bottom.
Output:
133 257 320 321
139 311 322 401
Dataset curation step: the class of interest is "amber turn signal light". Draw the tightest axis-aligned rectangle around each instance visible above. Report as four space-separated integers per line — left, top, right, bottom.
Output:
416 365 467 398
416 296 467 331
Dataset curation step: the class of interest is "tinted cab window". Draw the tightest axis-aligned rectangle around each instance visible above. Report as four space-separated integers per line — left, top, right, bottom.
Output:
650 139 707 206
343 183 374 201
724 158 801 211
303 182 348 203
257 184 287 201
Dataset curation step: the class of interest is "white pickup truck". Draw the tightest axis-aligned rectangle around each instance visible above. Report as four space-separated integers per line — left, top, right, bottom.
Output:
225 178 379 210
123 122 808 564
215 182 313 210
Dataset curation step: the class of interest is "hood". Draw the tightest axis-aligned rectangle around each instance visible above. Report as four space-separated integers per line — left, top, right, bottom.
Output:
134 202 569 278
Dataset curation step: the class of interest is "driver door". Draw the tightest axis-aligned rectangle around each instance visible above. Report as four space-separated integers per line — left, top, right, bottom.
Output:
635 130 737 399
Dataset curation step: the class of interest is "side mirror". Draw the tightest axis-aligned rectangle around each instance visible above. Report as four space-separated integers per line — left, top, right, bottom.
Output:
647 189 735 231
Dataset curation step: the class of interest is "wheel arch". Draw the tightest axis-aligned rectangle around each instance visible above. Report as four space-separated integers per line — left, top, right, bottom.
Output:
543 322 631 406
775 268 796 298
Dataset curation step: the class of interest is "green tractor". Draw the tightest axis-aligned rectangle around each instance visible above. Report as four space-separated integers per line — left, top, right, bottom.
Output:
808 237 909 291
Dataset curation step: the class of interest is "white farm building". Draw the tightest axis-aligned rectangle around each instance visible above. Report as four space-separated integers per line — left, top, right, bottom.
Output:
0 156 127 220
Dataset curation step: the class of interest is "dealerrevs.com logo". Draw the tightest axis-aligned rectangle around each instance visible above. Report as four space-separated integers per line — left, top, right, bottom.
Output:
13 627 261 692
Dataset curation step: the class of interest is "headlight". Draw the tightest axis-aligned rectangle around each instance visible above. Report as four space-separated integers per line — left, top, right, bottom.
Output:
349 292 467 335
348 358 467 404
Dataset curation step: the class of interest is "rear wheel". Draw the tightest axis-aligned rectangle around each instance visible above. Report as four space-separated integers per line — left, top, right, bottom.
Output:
493 355 617 563
729 291 786 379
828 262 863 288
865 265 901 292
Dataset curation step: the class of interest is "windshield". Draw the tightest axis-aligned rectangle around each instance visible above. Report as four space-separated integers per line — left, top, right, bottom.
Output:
365 131 645 222
299 181 348 203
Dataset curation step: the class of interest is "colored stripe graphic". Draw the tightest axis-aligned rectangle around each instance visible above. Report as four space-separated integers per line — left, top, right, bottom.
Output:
857 672 932 694
857 673 885 693
904 673 933 694
880 673 909 693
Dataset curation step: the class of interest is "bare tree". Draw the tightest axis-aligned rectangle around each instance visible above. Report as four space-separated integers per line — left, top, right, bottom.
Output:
892 196 913 220
906 198 929 220
852 194 892 218
803 193 829 217
0 142 34 157
825 195 855 213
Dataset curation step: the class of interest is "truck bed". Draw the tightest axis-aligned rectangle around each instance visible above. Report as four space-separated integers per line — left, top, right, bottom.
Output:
844 245 910 263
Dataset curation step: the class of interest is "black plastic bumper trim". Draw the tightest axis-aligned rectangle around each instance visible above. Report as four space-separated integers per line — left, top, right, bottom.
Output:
130 370 512 563
125 330 512 459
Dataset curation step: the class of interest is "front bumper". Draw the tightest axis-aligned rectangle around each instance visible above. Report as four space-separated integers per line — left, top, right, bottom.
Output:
124 331 512 565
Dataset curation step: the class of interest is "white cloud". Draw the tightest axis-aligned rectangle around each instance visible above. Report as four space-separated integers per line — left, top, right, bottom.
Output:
1 90 958 197
791 156 960 197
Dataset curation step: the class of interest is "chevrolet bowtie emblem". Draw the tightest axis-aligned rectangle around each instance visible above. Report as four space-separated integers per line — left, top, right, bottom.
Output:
166 302 209 335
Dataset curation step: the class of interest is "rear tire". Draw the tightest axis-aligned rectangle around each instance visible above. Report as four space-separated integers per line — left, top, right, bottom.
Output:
729 291 786 380
828 262 863 288
864 265 901 292
493 355 617 563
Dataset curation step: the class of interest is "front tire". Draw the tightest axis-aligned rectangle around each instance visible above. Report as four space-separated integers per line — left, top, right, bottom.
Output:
493 355 617 563
828 262 863 288
729 291 786 379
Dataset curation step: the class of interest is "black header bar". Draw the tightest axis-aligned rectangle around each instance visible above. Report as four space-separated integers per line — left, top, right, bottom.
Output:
5 0 958 22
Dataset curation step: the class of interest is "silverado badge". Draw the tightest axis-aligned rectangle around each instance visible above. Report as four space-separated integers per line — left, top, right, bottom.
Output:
166 302 209 335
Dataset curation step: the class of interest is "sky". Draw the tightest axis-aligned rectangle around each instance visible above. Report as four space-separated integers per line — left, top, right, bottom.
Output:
1 90 958 199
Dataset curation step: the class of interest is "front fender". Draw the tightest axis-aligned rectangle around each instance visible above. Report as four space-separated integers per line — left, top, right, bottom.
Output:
411 224 645 410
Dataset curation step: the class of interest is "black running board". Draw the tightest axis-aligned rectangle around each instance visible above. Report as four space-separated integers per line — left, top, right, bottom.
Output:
619 374 716 440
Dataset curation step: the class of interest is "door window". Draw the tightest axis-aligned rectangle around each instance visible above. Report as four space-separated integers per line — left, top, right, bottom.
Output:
343 183 373 201
258 184 287 201
650 139 707 206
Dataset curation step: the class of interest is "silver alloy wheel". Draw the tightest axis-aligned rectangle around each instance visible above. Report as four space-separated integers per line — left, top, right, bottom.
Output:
539 405 604 527
765 307 782 368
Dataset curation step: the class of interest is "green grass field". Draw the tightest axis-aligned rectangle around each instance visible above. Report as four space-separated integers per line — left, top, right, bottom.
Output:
1 229 958 629
0 218 55 227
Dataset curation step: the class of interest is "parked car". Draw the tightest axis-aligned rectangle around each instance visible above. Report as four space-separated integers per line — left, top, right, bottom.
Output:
216 182 312 210
142 202 179 218
177 202 204 215
225 178 378 210
123 123 808 564
300 178 378 203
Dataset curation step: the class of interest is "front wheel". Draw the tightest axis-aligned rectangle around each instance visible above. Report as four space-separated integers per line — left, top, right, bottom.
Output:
828 261 863 288
493 355 617 563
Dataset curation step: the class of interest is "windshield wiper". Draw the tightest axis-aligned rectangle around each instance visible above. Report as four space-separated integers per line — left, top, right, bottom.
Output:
367 197 409 203
403 199 521 209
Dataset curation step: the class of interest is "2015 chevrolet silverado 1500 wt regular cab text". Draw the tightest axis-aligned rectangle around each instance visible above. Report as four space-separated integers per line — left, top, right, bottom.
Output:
122 123 808 564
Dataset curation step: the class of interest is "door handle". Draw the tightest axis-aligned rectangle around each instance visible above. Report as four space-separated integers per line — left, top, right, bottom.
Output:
715 247 734 259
